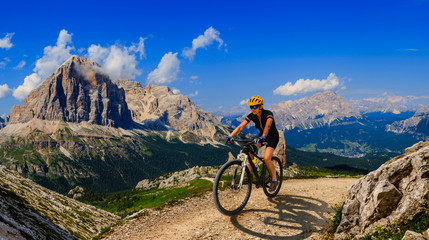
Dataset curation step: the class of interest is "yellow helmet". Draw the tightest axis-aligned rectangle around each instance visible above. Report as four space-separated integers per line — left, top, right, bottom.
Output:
248 95 264 106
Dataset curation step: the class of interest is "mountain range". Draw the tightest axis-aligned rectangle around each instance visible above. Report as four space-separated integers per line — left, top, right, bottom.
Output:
0 55 233 194
271 91 361 130
386 106 429 139
1 55 429 194
221 91 428 157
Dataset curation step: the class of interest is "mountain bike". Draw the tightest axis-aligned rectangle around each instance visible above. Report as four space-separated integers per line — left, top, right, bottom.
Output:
213 138 283 216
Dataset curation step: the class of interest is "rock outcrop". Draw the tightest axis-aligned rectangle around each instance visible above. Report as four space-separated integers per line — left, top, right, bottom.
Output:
10 55 132 128
135 166 219 190
271 91 361 130
0 165 119 240
116 79 228 142
335 141 429 239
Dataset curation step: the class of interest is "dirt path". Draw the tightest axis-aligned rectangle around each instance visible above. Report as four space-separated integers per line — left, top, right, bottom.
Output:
102 178 357 240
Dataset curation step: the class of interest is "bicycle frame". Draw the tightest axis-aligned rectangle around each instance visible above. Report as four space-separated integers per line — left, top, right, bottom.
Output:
213 138 283 216
236 142 267 189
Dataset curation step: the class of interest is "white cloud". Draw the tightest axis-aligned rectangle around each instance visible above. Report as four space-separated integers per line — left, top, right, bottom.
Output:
0 33 14 50
189 90 199 98
34 30 74 79
240 99 249 105
13 60 26 69
147 52 180 85
191 75 199 80
128 37 147 59
13 29 74 100
172 88 181 94
87 37 146 81
0 58 10 69
182 27 226 61
273 73 340 96
0 84 11 98
13 73 41 100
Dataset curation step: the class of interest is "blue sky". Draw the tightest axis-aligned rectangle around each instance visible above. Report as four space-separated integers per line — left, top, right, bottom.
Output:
0 0 428 117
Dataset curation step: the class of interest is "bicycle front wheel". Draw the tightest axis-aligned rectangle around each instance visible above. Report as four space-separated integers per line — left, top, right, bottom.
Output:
213 160 252 216
262 156 283 198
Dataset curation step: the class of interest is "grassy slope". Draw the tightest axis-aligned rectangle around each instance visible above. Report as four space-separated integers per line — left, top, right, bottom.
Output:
0 127 239 194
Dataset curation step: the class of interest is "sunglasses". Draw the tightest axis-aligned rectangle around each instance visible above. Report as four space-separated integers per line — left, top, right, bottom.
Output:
250 105 260 110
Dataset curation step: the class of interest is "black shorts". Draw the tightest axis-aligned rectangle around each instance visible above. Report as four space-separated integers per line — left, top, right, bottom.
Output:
266 139 279 149
256 134 279 150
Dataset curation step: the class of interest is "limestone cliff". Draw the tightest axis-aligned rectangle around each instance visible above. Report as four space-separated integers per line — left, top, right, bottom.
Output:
10 55 132 128
116 79 229 143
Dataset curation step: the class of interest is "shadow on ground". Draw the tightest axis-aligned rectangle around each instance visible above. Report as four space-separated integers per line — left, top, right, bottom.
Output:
230 194 331 240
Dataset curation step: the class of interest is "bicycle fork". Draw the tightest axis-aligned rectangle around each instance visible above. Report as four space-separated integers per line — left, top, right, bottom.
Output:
236 152 249 189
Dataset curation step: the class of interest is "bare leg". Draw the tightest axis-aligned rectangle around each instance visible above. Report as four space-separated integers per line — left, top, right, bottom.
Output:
264 147 277 180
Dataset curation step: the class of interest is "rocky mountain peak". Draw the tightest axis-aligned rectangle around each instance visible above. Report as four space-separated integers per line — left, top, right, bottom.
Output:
116 79 228 143
10 55 132 128
271 91 361 130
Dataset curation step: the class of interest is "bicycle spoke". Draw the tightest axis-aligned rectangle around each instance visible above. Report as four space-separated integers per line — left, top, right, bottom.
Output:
213 160 252 215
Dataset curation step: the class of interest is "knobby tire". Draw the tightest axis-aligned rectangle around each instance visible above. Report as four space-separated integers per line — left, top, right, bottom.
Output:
262 156 283 198
213 160 252 216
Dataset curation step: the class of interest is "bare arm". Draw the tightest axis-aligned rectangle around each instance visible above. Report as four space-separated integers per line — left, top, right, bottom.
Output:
229 120 249 138
262 118 273 138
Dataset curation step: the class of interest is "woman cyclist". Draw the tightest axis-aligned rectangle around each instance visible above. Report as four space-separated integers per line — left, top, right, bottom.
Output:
226 95 280 191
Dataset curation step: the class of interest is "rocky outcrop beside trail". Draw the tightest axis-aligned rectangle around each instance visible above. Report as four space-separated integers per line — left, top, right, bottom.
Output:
335 141 429 239
136 166 219 190
0 165 120 240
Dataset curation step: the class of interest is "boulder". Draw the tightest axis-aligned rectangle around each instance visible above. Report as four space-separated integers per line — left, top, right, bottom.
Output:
402 230 425 240
423 228 429 239
335 141 429 239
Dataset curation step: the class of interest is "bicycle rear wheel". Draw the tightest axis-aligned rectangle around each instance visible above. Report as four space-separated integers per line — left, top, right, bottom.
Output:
213 160 252 216
262 156 283 198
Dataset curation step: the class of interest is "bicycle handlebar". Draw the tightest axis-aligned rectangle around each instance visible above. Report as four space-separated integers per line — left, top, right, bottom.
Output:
226 137 267 146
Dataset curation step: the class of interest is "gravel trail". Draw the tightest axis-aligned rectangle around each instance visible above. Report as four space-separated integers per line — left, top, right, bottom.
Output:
102 178 357 240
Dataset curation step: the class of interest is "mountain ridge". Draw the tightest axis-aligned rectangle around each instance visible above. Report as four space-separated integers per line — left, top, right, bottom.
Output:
10 55 132 128
271 91 361 131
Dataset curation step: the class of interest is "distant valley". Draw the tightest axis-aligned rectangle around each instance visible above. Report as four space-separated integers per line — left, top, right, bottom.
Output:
1 55 429 196
1 55 428 239
0 56 235 194
221 91 429 158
